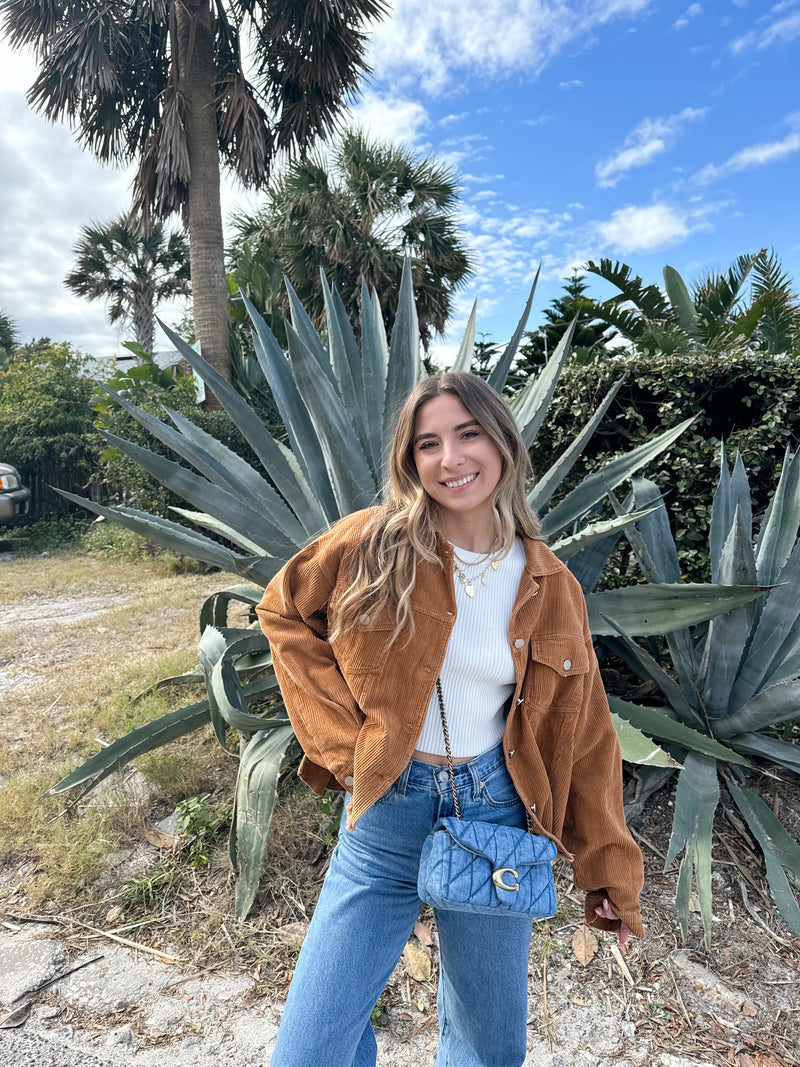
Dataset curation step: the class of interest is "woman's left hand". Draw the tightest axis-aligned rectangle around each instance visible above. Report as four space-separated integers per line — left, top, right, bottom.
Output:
595 897 631 947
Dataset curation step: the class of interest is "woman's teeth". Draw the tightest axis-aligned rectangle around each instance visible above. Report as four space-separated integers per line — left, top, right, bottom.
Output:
444 474 476 488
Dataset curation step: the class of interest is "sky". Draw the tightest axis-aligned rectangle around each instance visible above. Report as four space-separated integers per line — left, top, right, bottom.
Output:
1 0 799 365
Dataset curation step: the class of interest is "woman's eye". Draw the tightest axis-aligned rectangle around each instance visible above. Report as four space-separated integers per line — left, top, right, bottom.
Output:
417 440 437 451
461 430 480 440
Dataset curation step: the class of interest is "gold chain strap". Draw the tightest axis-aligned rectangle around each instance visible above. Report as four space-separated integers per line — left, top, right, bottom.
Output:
435 676 462 819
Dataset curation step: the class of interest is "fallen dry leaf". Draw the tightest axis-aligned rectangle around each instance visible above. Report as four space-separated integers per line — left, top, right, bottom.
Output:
0 1002 32 1029
403 941 432 982
741 1000 757 1017
105 904 124 924
144 825 176 850
735 1054 756 1067
275 922 309 949
413 920 434 949
571 924 598 967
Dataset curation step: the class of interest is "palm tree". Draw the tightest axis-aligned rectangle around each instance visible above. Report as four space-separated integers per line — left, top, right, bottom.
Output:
229 129 474 348
586 249 800 357
0 311 17 362
65 217 191 355
2 0 387 392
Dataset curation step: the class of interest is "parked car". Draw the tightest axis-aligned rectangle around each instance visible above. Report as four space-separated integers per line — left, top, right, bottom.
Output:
0 463 32 525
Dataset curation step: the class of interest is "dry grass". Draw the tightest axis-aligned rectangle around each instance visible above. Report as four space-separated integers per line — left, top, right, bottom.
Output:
0 548 242 907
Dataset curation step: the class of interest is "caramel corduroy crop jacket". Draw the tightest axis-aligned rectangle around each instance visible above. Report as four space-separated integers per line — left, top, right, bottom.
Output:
257 508 644 939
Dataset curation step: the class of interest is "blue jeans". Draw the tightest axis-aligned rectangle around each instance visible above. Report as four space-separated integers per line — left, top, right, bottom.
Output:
270 742 534 1067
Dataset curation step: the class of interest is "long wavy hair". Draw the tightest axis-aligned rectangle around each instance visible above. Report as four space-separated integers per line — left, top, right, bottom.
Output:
329 372 541 641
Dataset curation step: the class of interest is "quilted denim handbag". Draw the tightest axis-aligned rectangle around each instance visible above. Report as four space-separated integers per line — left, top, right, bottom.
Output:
418 817 557 916
417 679 557 918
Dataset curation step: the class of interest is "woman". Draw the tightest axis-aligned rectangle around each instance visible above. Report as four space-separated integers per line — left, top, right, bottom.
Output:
257 371 644 1067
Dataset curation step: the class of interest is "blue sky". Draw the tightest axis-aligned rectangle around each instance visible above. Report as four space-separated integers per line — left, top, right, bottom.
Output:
1 0 799 363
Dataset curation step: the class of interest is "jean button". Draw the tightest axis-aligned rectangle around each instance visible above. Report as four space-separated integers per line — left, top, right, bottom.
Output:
438 770 449 785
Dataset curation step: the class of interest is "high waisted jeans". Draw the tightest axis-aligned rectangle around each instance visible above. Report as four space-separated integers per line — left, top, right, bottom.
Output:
269 742 534 1067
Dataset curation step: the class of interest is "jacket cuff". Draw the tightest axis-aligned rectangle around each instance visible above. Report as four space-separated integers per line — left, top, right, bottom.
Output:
584 889 645 940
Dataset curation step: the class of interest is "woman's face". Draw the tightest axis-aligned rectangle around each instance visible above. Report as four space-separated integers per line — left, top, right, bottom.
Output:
412 393 503 526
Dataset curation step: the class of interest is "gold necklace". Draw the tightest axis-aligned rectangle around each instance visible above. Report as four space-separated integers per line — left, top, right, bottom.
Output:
452 552 501 597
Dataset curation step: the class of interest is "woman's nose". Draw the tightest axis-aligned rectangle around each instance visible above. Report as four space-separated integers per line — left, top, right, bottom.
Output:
440 439 464 468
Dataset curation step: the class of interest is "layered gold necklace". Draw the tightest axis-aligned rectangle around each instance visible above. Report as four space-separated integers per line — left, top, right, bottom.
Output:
452 548 501 598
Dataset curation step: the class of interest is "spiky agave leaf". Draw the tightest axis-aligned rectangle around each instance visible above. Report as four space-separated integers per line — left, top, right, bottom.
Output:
727 781 800 935
230 724 296 920
666 753 720 946
606 448 800 944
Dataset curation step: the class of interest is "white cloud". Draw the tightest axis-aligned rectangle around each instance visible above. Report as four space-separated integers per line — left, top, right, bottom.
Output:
731 9 800 54
673 3 702 30
593 204 692 253
558 79 584 90
595 107 707 187
366 0 653 94
0 42 141 356
347 90 430 147
694 122 800 184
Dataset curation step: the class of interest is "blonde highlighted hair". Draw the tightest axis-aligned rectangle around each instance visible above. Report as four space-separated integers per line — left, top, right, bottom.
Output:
329 372 541 641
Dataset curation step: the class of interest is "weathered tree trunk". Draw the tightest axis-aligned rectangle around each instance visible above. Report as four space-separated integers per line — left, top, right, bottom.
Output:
132 282 156 355
174 0 230 407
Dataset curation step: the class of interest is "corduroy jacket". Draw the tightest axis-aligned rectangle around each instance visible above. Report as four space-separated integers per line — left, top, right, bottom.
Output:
257 508 644 938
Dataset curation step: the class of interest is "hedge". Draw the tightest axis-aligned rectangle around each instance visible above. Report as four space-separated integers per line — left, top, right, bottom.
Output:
529 349 800 584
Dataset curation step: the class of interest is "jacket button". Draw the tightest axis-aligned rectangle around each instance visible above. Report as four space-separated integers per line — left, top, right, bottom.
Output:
359 613 370 625
508 749 515 757
530 803 537 813
344 775 354 788
514 639 525 649
563 659 572 670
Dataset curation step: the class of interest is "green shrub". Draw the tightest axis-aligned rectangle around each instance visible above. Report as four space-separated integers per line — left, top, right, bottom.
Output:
529 349 800 582
0 339 100 519
5 516 90 554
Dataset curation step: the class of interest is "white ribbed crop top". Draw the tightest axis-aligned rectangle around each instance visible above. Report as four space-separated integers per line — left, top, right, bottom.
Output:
414 538 526 757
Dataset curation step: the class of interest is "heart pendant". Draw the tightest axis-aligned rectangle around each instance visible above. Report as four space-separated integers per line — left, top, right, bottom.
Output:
465 584 476 597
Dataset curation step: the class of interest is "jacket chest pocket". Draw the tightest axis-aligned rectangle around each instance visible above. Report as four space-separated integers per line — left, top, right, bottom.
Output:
524 635 590 712
331 617 395 678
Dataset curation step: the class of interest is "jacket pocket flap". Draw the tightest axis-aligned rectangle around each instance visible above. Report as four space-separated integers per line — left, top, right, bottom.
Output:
529 636 590 676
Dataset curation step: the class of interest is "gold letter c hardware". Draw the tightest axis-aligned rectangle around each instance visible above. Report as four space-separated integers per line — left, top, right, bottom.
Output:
492 867 520 892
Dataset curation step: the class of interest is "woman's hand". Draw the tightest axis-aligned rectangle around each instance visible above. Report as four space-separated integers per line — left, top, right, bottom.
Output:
594 897 631 947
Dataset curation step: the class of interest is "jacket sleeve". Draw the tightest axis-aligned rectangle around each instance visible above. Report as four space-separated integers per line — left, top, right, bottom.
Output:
256 531 364 791
562 628 645 940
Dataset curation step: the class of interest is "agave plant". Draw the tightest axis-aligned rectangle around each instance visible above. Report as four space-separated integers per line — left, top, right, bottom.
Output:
604 452 800 942
50 263 767 918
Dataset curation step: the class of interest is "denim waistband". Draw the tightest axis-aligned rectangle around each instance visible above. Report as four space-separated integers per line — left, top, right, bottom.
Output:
395 740 507 796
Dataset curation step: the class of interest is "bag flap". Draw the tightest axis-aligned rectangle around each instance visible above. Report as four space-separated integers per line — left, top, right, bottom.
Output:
434 818 557 867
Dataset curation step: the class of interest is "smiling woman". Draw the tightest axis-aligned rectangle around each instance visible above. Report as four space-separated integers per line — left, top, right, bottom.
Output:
256 369 643 1067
